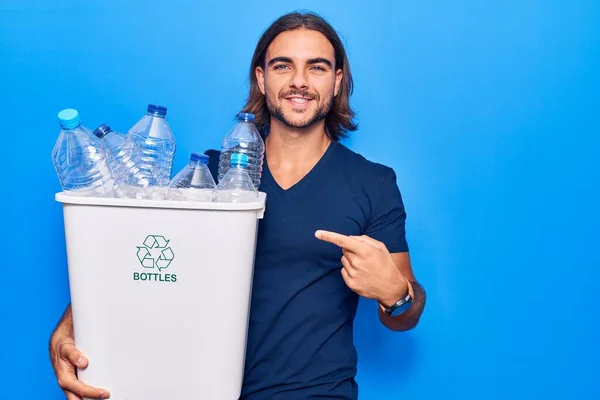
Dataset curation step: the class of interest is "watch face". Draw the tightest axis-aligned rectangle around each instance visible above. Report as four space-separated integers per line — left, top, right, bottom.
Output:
390 300 413 317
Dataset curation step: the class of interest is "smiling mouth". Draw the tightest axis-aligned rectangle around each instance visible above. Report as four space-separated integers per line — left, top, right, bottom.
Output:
286 97 312 105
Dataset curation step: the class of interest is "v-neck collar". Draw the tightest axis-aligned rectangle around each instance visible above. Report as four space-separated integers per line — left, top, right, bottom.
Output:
262 140 338 198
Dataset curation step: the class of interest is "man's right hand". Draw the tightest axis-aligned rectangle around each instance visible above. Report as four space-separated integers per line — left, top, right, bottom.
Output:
49 305 110 399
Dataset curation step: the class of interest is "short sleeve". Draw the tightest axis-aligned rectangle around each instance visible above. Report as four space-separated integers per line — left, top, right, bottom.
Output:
364 168 409 253
203 149 221 182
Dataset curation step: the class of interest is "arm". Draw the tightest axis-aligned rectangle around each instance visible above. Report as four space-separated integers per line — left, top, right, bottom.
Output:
316 168 426 331
51 304 74 345
377 252 426 331
314 232 426 332
49 304 110 399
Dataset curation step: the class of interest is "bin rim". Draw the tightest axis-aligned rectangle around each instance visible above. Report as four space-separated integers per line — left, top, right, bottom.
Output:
55 191 267 211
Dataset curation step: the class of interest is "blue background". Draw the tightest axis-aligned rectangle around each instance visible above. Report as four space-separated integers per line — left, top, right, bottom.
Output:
1 0 599 398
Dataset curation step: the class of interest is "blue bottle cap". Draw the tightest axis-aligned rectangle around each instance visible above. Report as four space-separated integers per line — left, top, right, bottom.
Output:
147 104 167 117
93 124 112 139
231 153 249 167
237 112 255 122
57 109 81 129
190 152 209 164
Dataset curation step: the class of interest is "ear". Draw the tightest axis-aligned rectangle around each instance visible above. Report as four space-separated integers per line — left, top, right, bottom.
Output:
256 66 266 95
334 68 343 97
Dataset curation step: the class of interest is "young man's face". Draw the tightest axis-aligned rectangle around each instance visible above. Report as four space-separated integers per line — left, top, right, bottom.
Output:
256 28 343 130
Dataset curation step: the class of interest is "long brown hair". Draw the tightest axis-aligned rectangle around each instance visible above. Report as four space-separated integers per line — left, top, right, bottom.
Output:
242 11 358 141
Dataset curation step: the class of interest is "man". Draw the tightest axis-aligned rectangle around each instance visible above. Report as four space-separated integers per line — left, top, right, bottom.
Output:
50 11 426 399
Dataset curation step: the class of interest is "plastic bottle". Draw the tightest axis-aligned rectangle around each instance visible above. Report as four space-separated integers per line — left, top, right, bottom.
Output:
93 123 125 178
167 153 216 201
93 124 125 156
217 112 264 189
92 123 145 198
52 109 116 197
215 153 258 203
125 104 176 199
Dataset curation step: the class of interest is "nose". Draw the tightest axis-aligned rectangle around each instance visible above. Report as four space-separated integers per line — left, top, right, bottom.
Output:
289 68 309 90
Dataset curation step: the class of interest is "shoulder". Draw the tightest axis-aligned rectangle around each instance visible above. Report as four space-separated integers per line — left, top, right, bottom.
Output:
332 142 408 242
331 142 402 219
203 149 221 181
334 142 396 182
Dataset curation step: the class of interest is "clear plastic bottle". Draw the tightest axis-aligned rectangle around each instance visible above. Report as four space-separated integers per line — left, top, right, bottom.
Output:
92 123 146 198
217 112 264 189
125 104 176 199
166 153 216 201
52 109 116 197
93 124 125 156
93 124 125 178
215 153 258 203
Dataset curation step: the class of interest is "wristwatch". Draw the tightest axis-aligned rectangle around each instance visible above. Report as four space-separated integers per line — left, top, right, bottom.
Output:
381 292 413 317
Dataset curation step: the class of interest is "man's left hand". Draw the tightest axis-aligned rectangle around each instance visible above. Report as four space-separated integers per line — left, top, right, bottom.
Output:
315 230 409 307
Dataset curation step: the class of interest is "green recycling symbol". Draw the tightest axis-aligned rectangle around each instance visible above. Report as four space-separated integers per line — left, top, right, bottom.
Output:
136 235 175 271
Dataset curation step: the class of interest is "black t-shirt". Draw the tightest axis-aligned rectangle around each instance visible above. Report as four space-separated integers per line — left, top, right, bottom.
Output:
208 141 409 399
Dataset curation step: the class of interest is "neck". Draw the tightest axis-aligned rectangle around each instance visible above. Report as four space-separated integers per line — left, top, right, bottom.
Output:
265 118 331 165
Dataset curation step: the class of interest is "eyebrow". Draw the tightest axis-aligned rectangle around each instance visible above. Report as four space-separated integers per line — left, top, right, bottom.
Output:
267 56 334 68
307 58 333 68
267 57 293 66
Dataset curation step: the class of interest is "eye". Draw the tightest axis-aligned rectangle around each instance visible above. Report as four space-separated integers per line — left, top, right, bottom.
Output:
310 65 327 72
273 64 290 71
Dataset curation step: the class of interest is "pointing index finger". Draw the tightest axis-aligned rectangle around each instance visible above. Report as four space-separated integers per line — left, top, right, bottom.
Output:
315 230 363 253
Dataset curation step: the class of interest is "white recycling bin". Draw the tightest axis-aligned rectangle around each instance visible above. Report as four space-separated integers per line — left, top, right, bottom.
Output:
55 192 266 400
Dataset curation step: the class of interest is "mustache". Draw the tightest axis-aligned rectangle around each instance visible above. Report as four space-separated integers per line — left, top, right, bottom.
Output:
279 90 318 100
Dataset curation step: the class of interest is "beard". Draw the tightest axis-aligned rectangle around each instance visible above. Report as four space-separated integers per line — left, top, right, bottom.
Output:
266 89 334 130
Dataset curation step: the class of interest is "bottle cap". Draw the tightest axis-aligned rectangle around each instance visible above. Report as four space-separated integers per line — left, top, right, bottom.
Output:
147 104 167 117
190 152 209 164
231 153 249 167
57 109 81 129
93 124 112 139
237 112 255 122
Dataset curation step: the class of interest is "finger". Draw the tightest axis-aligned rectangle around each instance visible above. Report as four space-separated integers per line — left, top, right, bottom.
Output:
343 248 364 268
59 376 110 399
66 391 82 400
60 342 88 368
315 230 364 254
341 255 354 274
341 266 352 286
350 235 384 249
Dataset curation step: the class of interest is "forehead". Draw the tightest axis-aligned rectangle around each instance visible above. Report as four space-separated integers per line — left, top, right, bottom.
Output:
266 28 335 62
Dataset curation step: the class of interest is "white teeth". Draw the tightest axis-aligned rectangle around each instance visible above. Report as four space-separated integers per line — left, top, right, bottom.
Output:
290 98 308 103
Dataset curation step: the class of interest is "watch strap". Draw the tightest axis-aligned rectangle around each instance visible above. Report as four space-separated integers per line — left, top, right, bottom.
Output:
382 292 412 316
